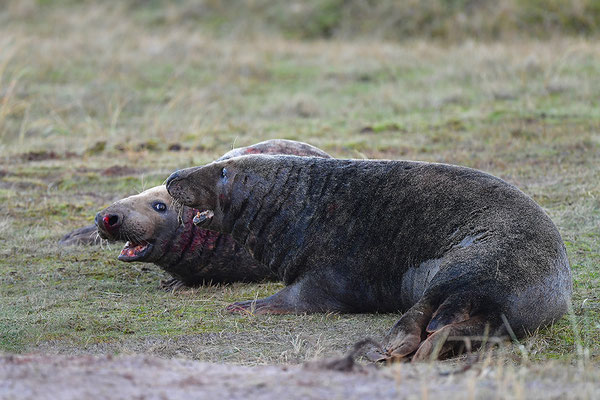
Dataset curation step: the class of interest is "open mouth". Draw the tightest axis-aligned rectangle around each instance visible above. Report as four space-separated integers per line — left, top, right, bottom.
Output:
118 241 154 262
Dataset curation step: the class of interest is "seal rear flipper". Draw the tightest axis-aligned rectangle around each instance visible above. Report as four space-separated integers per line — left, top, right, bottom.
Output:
380 290 506 362
426 292 473 333
412 314 504 361
59 224 101 246
380 300 435 360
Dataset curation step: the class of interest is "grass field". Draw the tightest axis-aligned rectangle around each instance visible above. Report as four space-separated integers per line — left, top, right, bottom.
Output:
0 1 599 373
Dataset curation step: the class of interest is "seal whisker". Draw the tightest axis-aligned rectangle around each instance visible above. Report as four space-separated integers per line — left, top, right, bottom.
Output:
170 198 185 226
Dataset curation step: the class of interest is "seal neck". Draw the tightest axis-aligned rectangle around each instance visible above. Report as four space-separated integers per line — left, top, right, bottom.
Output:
221 159 326 283
154 207 272 284
154 208 221 274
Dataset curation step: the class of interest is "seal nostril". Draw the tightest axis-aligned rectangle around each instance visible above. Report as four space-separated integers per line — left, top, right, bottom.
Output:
104 214 120 227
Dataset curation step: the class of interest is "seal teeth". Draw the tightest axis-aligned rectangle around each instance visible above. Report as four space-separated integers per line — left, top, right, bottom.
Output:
119 241 151 260
193 210 214 226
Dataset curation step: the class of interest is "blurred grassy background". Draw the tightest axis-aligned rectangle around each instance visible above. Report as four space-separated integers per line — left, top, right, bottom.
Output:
7 0 600 41
0 0 598 366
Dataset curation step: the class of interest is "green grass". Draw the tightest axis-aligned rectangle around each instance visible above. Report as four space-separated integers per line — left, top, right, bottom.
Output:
0 2 599 366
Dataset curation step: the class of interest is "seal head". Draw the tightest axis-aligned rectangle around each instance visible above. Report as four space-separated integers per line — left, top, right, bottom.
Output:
96 185 178 262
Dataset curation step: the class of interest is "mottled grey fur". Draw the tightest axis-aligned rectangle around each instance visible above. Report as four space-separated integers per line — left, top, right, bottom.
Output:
166 155 572 360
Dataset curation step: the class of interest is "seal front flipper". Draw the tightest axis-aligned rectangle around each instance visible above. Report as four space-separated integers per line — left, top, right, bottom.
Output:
225 285 308 315
226 276 349 315
159 278 188 291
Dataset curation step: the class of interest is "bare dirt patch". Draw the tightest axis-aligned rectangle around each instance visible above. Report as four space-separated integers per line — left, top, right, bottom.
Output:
1 354 598 400
19 151 79 162
100 165 139 177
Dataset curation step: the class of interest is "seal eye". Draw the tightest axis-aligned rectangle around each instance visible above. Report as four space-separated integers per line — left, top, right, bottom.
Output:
152 202 167 213
221 168 228 180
